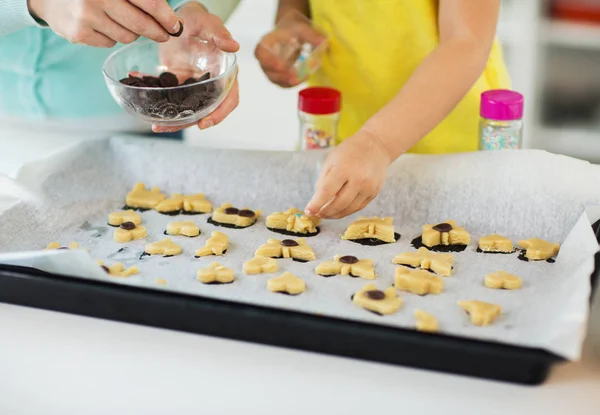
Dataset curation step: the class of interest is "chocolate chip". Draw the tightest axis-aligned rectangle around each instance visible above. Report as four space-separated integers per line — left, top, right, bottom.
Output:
238 209 255 218
182 95 201 111
183 77 197 85
142 76 161 88
120 76 146 87
101 265 110 273
364 290 385 300
198 73 210 82
159 72 179 88
339 255 359 264
120 221 136 230
433 222 453 232
224 207 239 215
170 21 184 37
281 239 299 247
57 247 69 250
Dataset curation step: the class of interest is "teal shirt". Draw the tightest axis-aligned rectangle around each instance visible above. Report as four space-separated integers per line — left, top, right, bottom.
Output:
0 0 240 120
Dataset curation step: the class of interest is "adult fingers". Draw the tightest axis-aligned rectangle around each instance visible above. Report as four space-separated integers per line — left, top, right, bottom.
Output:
129 0 181 35
106 2 169 43
202 13 240 52
198 77 239 129
318 183 360 219
296 23 327 47
305 168 347 217
152 122 194 133
93 13 138 44
72 29 116 48
331 194 370 219
261 68 298 88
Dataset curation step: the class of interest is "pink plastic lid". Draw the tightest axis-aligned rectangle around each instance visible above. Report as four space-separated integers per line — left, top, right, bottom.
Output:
480 90 524 120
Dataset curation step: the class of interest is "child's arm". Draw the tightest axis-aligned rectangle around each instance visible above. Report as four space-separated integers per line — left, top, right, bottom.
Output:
305 0 501 219
276 0 311 21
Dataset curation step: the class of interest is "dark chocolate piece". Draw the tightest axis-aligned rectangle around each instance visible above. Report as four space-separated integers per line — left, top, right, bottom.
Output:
274 291 301 296
57 247 69 250
159 72 179 88
317 274 336 278
142 76 161 88
364 290 385 300
157 210 181 216
163 230 199 238
292 258 309 263
433 222 453 232
101 265 110 273
183 77 197 85
120 221 136 230
224 207 239 215
411 236 467 252
476 247 515 254
281 239 299 247
198 73 211 82
238 209 255 218
194 249 228 259
346 233 401 246
339 255 359 264
123 205 151 212
517 250 556 263
203 280 234 285
169 21 184 37
207 217 254 229
266 226 320 237
139 252 151 259
120 76 145 87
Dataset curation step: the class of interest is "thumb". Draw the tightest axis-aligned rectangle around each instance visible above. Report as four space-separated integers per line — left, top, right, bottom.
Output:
211 26 240 53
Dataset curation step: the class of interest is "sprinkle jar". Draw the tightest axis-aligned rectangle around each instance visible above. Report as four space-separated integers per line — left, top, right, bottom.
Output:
297 87 341 150
479 90 524 150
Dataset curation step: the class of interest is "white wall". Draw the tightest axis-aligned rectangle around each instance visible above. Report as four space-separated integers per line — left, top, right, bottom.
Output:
185 0 301 151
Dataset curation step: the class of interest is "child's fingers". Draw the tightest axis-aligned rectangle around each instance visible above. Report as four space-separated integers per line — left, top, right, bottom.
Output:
331 194 370 219
305 169 346 217
318 183 359 219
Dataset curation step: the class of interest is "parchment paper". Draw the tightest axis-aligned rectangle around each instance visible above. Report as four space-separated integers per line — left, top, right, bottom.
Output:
1 136 599 360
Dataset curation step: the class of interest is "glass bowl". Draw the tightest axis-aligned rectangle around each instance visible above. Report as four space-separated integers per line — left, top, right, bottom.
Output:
103 37 237 127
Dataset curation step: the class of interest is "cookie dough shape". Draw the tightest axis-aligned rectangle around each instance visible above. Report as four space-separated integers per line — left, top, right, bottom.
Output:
394 267 443 295
255 238 316 262
209 203 261 229
478 233 514 253
243 256 279 275
392 247 453 276
341 217 399 245
125 183 166 209
195 231 229 257
420 220 470 250
144 238 182 257
267 272 306 295
316 255 375 280
266 208 321 237
108 210 142 227
414 309 439 333
353 284 403 315
458 300 502 326
197 262 235 284
155 193 184 215
517 238 560 261
485 270 522 290
98 261 139 278
114 222 147 243
166 221 200 237
46 242 79 250
183 193 212 214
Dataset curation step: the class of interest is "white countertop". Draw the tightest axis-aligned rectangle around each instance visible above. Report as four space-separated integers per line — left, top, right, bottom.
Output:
1 133 600 415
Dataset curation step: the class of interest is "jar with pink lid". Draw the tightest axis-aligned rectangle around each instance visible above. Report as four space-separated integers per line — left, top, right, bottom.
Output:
479 90 524 150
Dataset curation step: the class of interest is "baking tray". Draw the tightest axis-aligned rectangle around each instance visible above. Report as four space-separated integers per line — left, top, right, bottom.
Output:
0 220 598 385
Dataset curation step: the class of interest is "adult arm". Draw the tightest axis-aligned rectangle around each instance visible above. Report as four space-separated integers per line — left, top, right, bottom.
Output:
0 0 44 37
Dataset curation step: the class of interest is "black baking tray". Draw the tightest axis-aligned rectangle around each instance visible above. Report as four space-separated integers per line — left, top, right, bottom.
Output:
1 220 599 386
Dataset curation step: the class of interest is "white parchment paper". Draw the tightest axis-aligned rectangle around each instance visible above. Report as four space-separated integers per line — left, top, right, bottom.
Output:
1 137 600 360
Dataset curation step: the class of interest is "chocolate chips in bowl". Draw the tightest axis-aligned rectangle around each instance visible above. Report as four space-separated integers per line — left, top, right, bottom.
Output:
119 72 221 121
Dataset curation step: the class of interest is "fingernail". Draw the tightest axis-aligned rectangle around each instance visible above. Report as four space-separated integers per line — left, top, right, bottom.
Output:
304 209 312 216
170 20 184 37
200 120 214 129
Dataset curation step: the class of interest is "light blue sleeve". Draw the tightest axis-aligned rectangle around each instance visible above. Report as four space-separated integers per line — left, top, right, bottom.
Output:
0 0 45 37
170 0 242 22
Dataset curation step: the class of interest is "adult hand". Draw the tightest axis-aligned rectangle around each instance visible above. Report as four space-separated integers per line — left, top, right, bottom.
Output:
152 2 240 133
304 131 393 219
255 21 325 88
28 0 182 47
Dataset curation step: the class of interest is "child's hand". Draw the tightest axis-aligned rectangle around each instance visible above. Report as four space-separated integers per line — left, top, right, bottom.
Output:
305 131 393 219
29 0 182 47
254 22 325 88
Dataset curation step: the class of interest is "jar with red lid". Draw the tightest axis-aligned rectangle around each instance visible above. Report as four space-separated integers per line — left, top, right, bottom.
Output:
297 87 341 150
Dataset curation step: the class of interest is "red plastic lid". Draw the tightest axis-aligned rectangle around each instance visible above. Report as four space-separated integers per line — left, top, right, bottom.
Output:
298 87 341 115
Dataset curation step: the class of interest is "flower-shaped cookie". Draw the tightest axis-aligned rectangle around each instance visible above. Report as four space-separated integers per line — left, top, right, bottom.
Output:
352 284 403 315
183 193 212 214
108 210 141 227
243 256 279 275
209 203 261 229
144 238 182 257
421 220 470 249
46 242 79 250
114 221 147 243
392 247 453 276
394 267 443 295
98 261 139 277
267 272 306 295
125 183 166 209
266 208 321 237
478 233 514 253
316 255 375 280
458 300 502 326
517 238 560 261
195 231 229 257
197 262 235 284
341 217 398 245
485 271 522 290
414 309 439 333
255 238 316 262
155 193 184 215
166 221 200 237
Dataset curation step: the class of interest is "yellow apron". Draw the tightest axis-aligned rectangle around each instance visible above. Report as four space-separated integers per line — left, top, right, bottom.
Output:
309 0 511 154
